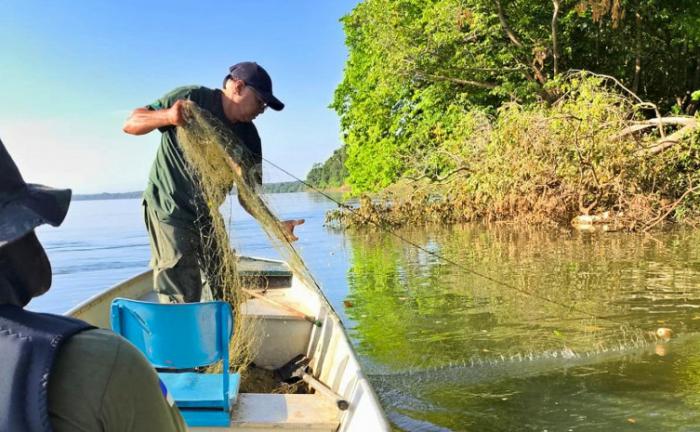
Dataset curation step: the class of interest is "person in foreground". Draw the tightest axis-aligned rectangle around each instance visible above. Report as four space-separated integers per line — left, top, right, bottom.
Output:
123 61 304 304
0 139 186 432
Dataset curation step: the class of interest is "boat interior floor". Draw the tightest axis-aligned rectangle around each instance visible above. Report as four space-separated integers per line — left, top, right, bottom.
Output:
239 365 308 394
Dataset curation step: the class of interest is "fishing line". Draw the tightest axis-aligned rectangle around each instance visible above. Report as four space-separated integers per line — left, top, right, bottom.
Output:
228 190 234 238
261 157 638 329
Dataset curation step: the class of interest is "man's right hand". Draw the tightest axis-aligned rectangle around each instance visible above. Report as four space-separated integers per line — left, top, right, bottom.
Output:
168 100 189 127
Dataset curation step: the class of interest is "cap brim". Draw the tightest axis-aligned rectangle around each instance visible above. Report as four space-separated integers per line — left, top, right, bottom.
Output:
264 94 284 111
0 185 71 247
250 86 284 111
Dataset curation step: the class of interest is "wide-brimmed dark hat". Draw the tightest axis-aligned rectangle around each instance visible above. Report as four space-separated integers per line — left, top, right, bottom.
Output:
0 139 71 248
224 61 284 111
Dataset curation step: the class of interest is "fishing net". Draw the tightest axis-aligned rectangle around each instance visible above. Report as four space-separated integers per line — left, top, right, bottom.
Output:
176 101 328 372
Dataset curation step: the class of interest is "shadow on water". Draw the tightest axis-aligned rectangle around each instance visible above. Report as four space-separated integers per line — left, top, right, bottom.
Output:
341 224 700 430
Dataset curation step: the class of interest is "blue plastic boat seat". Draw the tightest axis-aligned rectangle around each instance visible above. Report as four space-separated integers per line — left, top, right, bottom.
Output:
179 409 231 427
110 298 237 427
159 371 240 408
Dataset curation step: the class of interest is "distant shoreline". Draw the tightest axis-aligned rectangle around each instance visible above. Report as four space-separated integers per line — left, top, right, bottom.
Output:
73 181 309 201
73 191 143 201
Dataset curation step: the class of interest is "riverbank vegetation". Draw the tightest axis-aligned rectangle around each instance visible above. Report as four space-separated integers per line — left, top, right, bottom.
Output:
321 0 700 230
306 147 348 189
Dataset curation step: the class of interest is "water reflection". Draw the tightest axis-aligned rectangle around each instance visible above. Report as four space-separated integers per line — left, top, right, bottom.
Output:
343 224 700 430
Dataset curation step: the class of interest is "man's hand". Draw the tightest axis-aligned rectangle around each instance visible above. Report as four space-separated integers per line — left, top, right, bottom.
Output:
123 99 191 135
168 100 189 127
280 219 305 242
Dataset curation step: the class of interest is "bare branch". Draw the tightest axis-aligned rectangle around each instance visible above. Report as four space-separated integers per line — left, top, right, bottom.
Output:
641 125 697 155
415 72 497 89
633 117 697 126
458 66 526 73
407 167 471 184
569 70 665 137
643 184 700 231
614 116 697 139
494 0 524 48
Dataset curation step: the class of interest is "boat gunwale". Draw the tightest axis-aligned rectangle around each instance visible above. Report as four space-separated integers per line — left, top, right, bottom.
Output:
64 256 290 317
65 270 151 318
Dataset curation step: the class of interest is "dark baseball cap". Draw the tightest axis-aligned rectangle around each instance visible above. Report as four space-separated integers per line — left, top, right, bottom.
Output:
225 62 284 111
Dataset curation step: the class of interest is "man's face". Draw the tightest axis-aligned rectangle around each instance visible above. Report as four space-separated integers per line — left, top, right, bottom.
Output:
226 79 267 122
0 231 52 306
239 85 267 122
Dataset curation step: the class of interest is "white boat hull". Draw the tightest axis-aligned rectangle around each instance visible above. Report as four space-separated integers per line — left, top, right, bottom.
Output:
65 257 389 432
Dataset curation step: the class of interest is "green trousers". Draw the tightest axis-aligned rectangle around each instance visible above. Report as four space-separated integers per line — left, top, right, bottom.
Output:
143 203 222 303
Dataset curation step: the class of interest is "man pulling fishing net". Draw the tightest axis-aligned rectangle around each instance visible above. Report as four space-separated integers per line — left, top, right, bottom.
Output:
123 62 304 304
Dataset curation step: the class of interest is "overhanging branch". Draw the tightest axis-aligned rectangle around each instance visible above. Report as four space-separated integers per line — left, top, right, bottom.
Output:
415 72 497 89
494 0 524 48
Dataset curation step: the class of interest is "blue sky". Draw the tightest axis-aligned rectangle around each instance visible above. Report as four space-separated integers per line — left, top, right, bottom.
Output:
0 1 358 193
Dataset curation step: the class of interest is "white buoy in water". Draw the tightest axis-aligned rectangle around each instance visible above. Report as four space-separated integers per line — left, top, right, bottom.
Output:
656 327 672 341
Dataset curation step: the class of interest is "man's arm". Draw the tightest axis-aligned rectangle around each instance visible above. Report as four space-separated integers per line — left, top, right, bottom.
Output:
235 162 262 216
122 100 188 135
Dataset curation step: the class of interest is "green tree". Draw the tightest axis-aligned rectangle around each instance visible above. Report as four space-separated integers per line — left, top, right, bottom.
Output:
332 0 700 193
305 146 349 188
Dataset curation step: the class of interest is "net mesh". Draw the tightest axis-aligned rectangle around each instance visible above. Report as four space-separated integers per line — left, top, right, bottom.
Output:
176 101 327 371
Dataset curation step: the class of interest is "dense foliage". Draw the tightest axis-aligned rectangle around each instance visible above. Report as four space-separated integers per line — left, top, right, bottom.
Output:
327 73 700 229
305 146 348 189
329 0 700 194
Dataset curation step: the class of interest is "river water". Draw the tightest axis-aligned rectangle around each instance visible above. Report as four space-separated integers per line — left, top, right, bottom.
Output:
30 193 700 431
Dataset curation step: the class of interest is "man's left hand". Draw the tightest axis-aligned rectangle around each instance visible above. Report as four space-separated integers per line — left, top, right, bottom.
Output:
280 219 305 241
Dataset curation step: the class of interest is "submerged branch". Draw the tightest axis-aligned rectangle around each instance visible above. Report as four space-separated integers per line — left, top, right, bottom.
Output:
643 184 700 231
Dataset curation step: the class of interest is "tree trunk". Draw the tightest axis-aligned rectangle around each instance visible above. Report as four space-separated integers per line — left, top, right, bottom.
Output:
595 23 600 68
695 52 700 90
683 41 689 92
552 0 560 76
493 0 549 88
692 54 700 115
632 11 641 94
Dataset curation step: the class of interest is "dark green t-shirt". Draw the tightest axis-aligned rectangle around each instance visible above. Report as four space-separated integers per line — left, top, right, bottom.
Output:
143 86 262 228
48 329 186 432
